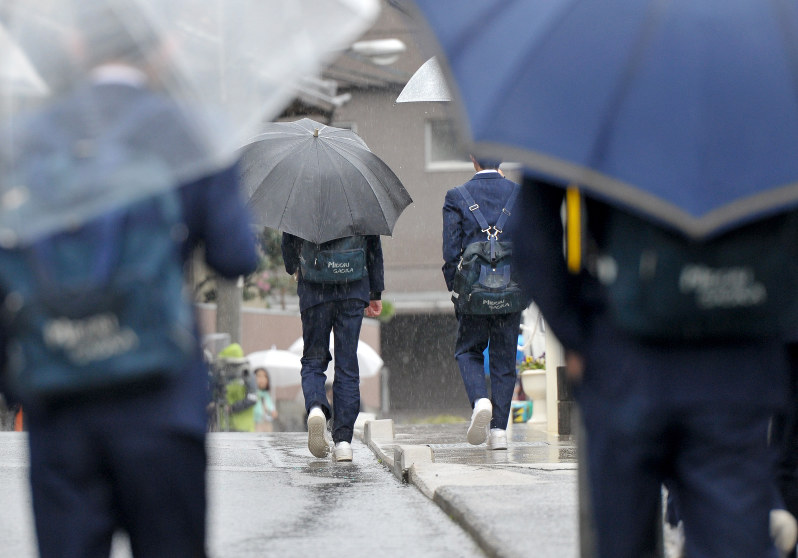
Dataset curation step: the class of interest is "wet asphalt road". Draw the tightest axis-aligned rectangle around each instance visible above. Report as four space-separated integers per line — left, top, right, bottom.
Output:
0 432 485 558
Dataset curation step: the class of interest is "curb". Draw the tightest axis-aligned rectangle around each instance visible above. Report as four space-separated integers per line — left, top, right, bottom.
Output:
356 418 528 558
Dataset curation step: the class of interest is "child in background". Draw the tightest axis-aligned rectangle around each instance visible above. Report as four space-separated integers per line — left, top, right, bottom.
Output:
253 368 278 432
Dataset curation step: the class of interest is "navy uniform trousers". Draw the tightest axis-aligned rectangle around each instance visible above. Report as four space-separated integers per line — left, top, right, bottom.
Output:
300 299 365 444
455 310 522 430
28 403 206 558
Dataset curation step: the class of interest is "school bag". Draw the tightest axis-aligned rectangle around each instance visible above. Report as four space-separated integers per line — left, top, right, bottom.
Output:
452 184 525 315
0 100 195 402
569 190 798 341
299 236 368 284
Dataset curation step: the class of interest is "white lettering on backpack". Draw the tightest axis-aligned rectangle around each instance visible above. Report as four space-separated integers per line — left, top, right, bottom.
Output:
43 313 139 364
678 265 767 309
481 298 511 311
328 261 354 274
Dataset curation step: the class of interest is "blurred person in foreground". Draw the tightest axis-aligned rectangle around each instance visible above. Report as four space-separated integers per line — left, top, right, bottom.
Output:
0 7 257 558
509 177 791 558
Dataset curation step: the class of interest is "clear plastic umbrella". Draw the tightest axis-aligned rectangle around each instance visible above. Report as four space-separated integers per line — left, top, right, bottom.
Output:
0 0 379 246
0 21 48 97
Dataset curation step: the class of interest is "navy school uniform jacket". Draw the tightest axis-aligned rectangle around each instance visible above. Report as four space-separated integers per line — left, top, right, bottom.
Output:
442 171 521 292
508 177 789 412
281 233 384 313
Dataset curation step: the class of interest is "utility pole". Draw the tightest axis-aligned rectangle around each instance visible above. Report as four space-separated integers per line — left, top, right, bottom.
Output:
215 277 243 344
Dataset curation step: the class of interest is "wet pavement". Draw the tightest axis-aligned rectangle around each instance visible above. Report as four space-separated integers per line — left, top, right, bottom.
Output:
0 431 486 558
204 433 485 558
356 417 581 558
0 419 581 558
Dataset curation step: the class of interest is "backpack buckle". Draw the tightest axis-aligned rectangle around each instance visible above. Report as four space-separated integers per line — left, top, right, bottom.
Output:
469 203 479 212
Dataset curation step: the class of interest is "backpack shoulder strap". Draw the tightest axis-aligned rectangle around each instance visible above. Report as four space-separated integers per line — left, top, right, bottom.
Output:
494 183 520 233
456 185 491 232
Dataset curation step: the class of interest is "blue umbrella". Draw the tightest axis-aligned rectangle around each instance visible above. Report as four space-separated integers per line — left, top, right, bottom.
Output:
407 0 798 238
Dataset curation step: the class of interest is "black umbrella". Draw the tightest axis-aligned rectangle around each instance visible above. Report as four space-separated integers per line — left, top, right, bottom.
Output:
239 118 413 245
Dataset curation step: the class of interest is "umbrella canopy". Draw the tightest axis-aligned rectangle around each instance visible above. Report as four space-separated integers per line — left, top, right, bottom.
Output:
239 118 413 244
0 22 48 97
0 0 379 245
396 56 451 103
288 337 383 379
408 0 798 238
245 349 302 389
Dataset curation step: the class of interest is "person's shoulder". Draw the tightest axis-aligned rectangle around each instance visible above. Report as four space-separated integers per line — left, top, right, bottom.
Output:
447 177 479 196
443 184 465 205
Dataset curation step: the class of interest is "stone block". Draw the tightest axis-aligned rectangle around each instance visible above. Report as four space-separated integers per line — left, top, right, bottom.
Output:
393 444 434 481
363 418 394 443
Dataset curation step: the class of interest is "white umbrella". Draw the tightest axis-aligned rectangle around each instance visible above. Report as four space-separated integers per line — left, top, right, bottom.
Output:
246 348 302 389
288 337 383 381
395 56 451 103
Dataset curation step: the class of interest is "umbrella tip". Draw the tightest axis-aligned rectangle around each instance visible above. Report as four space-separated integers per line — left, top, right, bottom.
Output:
313 128 320 137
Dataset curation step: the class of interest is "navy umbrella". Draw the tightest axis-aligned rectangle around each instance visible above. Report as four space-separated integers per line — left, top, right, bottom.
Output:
408 0 798 238
239 118 413 245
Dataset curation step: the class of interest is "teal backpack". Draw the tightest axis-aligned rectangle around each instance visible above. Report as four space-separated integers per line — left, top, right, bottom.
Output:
299 236 368 284
0 192 196 402
568 191 798 341
0 101 195 402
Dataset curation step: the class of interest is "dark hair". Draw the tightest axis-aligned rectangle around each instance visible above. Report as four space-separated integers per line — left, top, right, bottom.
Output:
254 367 270 385
472 156 501 170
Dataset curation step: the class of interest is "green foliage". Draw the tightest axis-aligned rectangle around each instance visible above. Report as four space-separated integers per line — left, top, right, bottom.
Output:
518 354 546 371
376 299 396 323
242 228 297 307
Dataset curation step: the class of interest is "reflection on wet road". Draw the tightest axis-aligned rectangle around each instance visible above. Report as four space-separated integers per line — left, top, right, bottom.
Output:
207 432 485 557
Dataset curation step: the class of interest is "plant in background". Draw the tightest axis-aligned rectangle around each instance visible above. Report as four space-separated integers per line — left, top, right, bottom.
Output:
242 228 297 308
375 299 396 323
518 354 545 371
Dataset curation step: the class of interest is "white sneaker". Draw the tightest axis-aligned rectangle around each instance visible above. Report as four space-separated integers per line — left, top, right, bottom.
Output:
333 441 353 462
467 398 492 445
307 406 330 458
488 428 508 450
770 509 798 558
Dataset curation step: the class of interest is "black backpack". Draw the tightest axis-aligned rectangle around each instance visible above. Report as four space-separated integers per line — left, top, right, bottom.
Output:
570 192 798 341
299 236 368 284
452 184 525 315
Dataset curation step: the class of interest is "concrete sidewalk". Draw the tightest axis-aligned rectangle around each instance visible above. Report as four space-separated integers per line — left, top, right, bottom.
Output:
355 418 581 558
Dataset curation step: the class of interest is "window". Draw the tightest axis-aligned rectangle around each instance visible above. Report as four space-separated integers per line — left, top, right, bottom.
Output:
425 119 472 171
